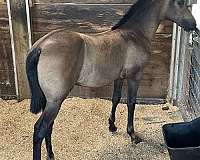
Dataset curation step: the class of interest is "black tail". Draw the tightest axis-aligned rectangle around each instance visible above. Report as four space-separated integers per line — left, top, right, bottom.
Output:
26 47 46 114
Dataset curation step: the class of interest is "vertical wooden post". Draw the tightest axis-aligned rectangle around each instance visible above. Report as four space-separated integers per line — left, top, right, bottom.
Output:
7 0 31 100
168 23 177 103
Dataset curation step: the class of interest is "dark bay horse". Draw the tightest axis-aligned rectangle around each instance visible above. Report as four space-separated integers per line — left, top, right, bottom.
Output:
26 0 197 159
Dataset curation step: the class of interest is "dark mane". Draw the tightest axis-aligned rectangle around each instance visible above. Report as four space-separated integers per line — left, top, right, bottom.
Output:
111 0 152 30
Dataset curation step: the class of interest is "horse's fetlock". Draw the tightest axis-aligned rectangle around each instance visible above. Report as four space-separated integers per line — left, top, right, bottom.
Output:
127 126 134 136
109 116 115 124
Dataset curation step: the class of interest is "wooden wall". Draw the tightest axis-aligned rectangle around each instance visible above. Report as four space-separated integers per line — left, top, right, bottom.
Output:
31 0 172 101
0 0 16 99
0 0 172 101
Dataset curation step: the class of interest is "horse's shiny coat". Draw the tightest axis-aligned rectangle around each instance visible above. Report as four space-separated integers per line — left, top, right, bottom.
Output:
26 0 197 159
77 31 149 87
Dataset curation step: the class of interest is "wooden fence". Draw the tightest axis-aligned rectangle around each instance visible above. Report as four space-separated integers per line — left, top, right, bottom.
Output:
168 1 199 120
0 0 16 99
0 0 173 102
175 32 200 121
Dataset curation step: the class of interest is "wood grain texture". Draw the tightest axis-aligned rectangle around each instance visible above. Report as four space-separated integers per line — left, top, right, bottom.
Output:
31 4 130 33
34 0 135 4
8 0 30 99
0 3 16 99
0 0 6 4
0 4 8 18
31 4 172 34
0 39 16 99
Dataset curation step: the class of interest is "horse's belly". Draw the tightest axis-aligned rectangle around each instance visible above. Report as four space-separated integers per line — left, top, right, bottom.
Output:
77 65 120 87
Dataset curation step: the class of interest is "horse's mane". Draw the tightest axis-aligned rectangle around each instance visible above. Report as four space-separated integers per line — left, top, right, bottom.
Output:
111 0 153 30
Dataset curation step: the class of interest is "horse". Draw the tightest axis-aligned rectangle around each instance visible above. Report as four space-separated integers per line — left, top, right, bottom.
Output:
26 0 197 159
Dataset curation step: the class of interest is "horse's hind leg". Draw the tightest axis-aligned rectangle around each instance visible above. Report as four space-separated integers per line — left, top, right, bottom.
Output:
109 79 123 132
33 100 63 160
45 121 54 160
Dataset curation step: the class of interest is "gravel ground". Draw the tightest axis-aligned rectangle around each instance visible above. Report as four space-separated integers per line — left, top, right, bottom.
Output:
0 97 182 160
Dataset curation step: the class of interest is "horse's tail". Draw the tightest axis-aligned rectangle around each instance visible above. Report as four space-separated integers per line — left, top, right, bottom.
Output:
26 47 46 114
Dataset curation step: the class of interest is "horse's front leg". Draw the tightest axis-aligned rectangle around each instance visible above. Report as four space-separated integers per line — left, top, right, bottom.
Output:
109 79 123 132
127 77 142 144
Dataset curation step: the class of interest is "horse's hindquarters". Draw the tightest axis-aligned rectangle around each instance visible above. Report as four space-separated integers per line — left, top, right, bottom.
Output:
36 31 85 102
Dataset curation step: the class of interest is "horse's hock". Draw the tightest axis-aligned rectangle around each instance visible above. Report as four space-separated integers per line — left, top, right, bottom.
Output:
0 98 182 160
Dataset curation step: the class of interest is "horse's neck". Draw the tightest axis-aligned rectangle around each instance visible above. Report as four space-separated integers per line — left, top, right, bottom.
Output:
121 2 163 41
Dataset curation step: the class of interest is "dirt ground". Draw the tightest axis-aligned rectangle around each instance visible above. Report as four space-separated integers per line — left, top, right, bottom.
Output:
0 97 182 160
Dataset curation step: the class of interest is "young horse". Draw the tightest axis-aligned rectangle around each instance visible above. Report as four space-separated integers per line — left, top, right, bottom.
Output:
26 0 197 159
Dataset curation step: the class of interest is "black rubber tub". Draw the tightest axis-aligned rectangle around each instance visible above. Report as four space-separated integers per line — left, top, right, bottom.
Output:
162 117 200 160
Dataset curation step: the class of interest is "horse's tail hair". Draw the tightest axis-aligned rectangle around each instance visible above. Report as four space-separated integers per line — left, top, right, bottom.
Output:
26 47 46 114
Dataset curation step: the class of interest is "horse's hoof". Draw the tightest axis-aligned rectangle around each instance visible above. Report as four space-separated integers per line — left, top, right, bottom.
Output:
108 118 117 132
109 124 117 132
131 133 142 144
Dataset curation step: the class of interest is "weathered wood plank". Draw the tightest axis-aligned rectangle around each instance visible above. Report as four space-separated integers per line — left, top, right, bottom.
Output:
34 0 135 4
0 39 14 71
0 4 8 18
8 0 30 99
0 31 11 41
0 18 9 32
0 3 17 99
0 0 6 4
0 81 16 99
0 42 16 99
0 3 9 31
32 19 172 35
31 4 129 33
31 4 172 34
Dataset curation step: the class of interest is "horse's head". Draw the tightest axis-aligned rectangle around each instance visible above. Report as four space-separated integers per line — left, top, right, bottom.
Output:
164 0 197 31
